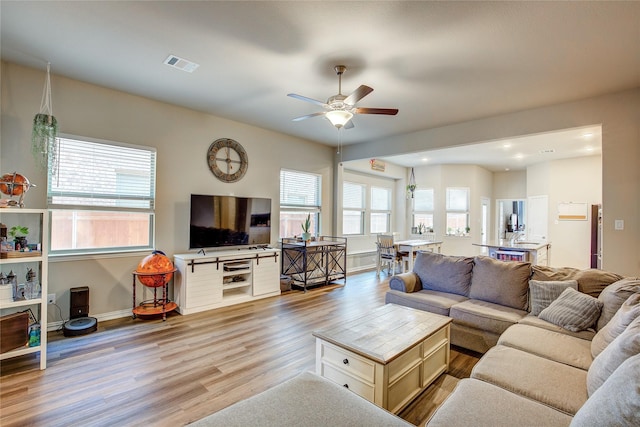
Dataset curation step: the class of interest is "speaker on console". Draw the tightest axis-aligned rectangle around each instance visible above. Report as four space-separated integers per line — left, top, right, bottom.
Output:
63 286 98 337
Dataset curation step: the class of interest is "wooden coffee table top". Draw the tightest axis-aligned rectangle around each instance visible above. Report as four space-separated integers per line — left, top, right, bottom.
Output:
313 304 452 364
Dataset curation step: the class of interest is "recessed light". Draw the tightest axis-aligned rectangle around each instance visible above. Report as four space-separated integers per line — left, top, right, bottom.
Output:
505 168 510 171
514 153 524 160
421 157 428 162
502 143 512 149
585 146 594 152
582 132 594 139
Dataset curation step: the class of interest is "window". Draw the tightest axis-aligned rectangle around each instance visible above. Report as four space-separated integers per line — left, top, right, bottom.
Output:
412 188 434 233
446 187 470 236
343 182 365 235
370 186 391 233
279 169 321 238
48 135 156 255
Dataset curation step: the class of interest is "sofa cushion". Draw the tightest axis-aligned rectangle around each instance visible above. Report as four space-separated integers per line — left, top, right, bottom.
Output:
518 315 596 340
539 287 603 332
591 292 640 357
389 272 422 293
425 378 573 427
469 256 531 310
413 251 474 296
529 279 578 316
531 265 624 298
187 371 412 427
587 315 640 396
449 299 527 335
596 277 640 330
385 289 468 317
570 354 640 427
498 324 593 370
471 345 588 415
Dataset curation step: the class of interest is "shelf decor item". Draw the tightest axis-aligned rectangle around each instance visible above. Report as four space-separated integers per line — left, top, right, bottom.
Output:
301 213 312 242
32 62 59 173
8 226 28 250
0 172 36 208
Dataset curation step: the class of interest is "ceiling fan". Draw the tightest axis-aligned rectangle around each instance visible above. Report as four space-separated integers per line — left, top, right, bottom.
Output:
288 65 398 129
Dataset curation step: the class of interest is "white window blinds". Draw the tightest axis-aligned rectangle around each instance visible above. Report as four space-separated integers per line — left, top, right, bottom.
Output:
279 169 321 208
48 136 156 211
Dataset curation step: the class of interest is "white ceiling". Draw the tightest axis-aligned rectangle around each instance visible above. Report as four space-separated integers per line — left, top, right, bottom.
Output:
1 1 637 169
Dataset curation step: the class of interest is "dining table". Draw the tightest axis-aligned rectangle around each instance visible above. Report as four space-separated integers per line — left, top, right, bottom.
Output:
395 239 443 271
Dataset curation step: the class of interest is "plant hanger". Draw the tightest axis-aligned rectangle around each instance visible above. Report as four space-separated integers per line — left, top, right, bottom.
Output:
32 62 59 173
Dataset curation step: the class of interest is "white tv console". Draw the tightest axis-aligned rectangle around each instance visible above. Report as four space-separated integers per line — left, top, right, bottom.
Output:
173 248 280 315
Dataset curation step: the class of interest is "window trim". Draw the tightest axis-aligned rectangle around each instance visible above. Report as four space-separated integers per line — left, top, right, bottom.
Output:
445 187 470 236
279 169 322 238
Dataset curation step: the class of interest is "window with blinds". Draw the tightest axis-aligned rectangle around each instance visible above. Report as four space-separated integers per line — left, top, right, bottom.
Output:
343 182 365 235
279 169 321 238
370 186 391 233
446 187 470 236
413 188 434 232
48 135 156 255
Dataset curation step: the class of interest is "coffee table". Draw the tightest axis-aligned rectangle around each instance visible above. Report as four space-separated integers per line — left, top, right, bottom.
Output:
313 303 452 414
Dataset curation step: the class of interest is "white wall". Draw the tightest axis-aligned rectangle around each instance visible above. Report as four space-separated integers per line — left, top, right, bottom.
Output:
547 156 602 268
1 61 334 322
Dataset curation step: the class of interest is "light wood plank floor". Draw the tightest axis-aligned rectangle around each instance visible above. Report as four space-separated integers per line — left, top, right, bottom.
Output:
0 271 480 426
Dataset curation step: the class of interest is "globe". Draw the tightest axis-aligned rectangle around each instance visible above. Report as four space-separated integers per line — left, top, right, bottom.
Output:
0 172 32 196
135 250 175 288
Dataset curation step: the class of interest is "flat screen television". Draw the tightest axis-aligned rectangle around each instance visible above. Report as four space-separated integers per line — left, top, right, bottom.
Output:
189 194 272 249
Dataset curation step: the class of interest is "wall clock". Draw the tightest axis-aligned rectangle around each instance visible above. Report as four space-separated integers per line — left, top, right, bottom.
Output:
207 138 248 183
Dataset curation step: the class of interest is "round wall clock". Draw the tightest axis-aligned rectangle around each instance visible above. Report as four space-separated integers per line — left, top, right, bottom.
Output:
207 138 248 183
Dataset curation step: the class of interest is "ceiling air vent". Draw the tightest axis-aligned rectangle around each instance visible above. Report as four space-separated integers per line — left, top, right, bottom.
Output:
163 55 199 73
539 149 555 154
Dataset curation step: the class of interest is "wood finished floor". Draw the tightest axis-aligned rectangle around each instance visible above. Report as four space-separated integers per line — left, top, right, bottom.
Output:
0 271 480 427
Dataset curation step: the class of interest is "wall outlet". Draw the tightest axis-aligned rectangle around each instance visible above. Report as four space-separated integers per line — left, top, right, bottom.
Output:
47 293 56 305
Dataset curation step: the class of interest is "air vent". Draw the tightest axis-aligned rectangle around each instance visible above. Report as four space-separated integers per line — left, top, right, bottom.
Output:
539 149 555 154
163 55 199 73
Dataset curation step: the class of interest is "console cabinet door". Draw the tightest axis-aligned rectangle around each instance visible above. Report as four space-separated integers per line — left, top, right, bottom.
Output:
252 256 279 296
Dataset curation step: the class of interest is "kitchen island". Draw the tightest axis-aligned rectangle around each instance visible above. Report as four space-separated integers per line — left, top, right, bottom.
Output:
473 240 551 266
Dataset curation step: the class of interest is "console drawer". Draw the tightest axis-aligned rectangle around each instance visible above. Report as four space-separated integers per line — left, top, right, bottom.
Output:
320 362 375 401
319 341 375 382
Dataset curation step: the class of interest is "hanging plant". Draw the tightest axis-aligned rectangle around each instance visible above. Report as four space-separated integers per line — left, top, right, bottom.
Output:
406 167 417 198
32 63 59 173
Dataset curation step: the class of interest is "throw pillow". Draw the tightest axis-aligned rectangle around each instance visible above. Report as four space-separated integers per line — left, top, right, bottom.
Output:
587 316 640 396
571 354 640 427
591 292 640 357
412 251 474 297
596 277 640 330
469 256 531 310
538 287 603 332
529 279 579 316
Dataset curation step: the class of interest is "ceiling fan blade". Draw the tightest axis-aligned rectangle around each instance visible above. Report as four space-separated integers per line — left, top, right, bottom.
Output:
287 93 328 107
355 107 399 115
344 85 374 105
292 112 326 122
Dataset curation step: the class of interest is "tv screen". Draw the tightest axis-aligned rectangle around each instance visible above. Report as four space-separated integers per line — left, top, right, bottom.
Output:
189 194 271 249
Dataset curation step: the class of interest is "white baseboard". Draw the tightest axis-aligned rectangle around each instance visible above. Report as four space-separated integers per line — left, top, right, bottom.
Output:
48 308 132 332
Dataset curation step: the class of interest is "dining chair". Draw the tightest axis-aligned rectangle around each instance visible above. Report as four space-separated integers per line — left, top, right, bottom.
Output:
376 234 403 276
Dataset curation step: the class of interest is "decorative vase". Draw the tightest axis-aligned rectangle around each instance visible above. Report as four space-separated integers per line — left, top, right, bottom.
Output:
301 232 311 242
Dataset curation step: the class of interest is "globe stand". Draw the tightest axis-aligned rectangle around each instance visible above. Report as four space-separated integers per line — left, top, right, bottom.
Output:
132 269 177 321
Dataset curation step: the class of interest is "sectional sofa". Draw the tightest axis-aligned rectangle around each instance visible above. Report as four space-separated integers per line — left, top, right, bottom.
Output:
386 251 640 426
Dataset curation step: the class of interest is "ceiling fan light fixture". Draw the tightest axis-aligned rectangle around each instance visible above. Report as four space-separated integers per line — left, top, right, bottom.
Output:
326 110 353 128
